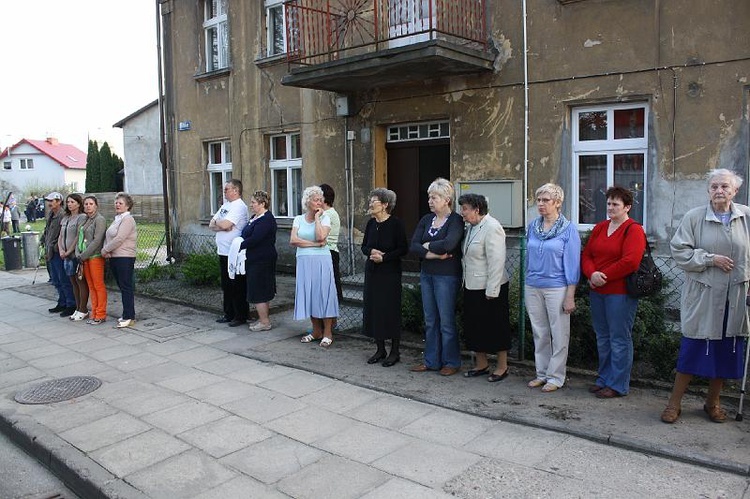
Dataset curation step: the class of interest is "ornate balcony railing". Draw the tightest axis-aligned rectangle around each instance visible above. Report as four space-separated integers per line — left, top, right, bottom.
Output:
285 0 487 66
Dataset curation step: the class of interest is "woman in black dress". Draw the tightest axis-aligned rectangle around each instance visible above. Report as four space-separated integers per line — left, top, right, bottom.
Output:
362 188 408 367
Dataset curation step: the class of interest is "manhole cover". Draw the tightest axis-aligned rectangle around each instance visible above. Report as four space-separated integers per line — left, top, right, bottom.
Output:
14 376 102 404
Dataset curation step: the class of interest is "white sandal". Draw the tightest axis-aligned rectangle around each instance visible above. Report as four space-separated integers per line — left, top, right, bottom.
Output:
320 337 333 348
301 334 320 343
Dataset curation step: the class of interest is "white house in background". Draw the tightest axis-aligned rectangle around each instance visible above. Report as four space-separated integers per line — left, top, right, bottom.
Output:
0 138 86 194
113 100 163 195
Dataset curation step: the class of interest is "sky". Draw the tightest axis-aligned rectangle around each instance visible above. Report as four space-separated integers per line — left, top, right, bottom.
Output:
0 0 159 156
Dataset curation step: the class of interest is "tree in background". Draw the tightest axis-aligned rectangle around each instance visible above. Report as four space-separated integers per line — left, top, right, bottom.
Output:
85 140 100 192
99 142 116 192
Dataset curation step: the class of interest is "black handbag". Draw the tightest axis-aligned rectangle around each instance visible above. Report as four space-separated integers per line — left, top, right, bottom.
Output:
624 224 662 298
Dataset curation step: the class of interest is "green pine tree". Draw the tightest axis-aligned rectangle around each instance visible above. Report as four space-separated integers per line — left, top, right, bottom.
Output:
85 140 100 192
99 142 115 192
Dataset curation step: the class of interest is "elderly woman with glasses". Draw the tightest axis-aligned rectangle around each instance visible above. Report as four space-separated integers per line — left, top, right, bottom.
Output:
362 188 408 367
101 192 138 329
525 184 581 392
241 190 277 332
409 178 465 376
292 186 340 348
661 169 750 424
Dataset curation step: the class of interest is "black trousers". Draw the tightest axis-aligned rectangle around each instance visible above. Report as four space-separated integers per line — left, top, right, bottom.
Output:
219 255 248 321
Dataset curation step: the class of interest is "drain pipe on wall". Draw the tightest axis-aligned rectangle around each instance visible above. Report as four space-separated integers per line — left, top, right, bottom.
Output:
344 118 356 275
518 0 530 360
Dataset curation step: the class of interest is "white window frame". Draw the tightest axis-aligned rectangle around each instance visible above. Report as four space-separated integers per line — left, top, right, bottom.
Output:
571 102 649 229
207 140 232 215
19 158 34 170
2 161 10 171
269 132 302 218
203 0 229 72
265 0 286 57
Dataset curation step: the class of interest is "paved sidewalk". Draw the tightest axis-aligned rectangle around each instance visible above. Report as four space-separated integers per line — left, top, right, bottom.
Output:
0 269 748 498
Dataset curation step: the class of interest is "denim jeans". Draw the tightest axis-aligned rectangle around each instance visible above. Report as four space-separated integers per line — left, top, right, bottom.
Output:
589 290 638 395
420 273 461 369
109 257 136 320
49 252 75 307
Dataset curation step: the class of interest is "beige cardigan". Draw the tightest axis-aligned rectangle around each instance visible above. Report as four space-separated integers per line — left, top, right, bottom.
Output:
103 213 137 258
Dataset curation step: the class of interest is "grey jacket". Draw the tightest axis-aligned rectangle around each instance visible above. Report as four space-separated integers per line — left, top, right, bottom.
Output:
76 213 107 261
43 209 63 257
670 202 750 339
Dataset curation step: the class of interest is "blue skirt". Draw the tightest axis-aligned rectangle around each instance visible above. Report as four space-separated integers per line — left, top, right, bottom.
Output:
676 334 746 379
293 254 340 320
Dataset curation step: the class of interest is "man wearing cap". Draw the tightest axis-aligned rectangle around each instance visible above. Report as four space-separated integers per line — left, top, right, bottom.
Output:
42 192 75 316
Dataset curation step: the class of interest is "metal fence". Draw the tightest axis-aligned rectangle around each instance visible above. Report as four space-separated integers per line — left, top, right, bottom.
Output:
132 228 686 330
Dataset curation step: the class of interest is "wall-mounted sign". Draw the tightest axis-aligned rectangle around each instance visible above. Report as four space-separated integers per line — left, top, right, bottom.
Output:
178 121 191 131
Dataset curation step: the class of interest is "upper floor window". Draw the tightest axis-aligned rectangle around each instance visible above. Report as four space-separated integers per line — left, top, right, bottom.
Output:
204 0 229 71
572 103 648 228
207 140 232 214
269 133 302 217
265 0 286 57
19 159 34 170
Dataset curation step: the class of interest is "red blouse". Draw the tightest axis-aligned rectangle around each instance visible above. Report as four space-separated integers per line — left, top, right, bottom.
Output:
581 218 646 295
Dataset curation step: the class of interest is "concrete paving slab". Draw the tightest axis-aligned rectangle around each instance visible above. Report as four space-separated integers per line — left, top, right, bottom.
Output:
361 477 455 499
265 406 356 444
221 386 306 424
33 397 119 433
0 366 47 389
109 330 151 345
298 380 380 414
64 336 121 353
44 358 114 379
13 343 68 361
59 412 152 452
345 394 435 430
108 352 170 373
0 330 29 344
94 379 193 417
126 449 236 497
0 356 27 373
143 400 228 435
156 370 225 393
89 344 143 362
177 415 273 458
1 337 52 354
185 379 261 406
129 360 197 383
191 475 290 499
276 454 389 499
223 360 296 385
258 370 334 399
463 421 571 467
400 407 497 448
90 428 191 477
141 337 202 356
188 329 239 345
219 434 324 484
371 440 482 488
168 346 228 366
193 354 266 376
314 420 412 464
51 331 101 346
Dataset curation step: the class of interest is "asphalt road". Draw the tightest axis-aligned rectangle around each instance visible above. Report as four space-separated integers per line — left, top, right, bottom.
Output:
0 431 78 499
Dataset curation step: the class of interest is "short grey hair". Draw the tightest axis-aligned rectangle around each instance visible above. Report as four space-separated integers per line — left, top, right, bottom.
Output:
369 188 397 214
535 183 565 204
707 169 743 190
115 192 134 210
301 185 323 211
427 177 454 207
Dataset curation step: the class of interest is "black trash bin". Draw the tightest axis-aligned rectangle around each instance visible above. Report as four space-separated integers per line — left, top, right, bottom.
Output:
2 236 22 271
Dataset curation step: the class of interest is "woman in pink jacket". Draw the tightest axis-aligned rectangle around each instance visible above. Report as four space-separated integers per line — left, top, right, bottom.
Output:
101 193 137 328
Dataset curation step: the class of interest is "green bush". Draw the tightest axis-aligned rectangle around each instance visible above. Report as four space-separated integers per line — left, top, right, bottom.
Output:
136 263 176 283
181 253 220 286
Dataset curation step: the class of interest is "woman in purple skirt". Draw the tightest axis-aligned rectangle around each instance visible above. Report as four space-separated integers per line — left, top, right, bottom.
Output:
662 169 750 423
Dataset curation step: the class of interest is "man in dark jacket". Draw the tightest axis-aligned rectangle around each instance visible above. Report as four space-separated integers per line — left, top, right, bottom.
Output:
42 192 75 316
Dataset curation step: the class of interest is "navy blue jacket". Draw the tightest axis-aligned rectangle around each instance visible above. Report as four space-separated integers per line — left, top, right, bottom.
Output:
240 211 278 264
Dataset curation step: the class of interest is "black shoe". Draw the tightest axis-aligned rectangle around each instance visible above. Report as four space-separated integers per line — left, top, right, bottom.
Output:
59 307 76 318
216 316 232 323
382 355 400 367
228 319 246 327
487 369 510 383
463 367 490 378
367 351 386 364
48 305 65 313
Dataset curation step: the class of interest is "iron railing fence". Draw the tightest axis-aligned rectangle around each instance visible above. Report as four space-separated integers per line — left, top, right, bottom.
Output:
285 0 487 65
129 228 685 331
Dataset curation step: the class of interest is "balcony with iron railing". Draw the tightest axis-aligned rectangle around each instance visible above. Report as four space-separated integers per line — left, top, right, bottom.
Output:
280 0 494 93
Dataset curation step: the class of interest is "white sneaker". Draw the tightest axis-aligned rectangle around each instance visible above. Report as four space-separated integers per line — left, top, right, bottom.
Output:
117 319 135 328
71 311 89 322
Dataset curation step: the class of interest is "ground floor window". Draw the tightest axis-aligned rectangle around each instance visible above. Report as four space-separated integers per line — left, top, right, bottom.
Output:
572 103 648 228
206 140 232 215
269 132 302 217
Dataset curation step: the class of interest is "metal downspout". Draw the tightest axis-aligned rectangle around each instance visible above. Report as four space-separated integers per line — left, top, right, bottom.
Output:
519 0 530 360
156 0 173 261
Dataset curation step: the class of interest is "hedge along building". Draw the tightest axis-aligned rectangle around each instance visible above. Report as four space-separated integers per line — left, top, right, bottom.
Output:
159 0 750 268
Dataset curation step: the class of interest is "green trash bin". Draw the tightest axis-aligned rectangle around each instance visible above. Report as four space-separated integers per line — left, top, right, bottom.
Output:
2 236 22 271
